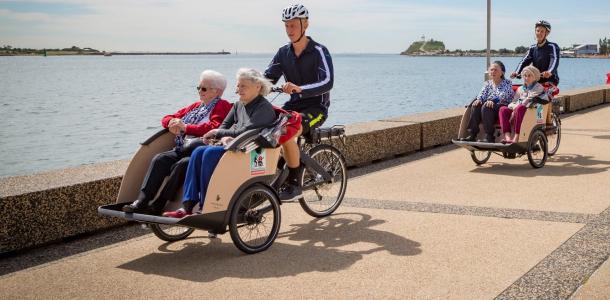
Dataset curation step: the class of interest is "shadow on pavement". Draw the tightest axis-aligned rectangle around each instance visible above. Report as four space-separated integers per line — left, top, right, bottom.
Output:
0 224 149 276
469 153 610 177
118 213 421 282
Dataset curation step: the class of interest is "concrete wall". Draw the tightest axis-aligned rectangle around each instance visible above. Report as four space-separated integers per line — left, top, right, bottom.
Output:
0 161 129 253
1 85 608 254
559 85 608 112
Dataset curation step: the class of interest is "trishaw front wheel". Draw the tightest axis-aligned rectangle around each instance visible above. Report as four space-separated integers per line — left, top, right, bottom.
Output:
229 184 281 254
470 150 491 165
527 129 548 168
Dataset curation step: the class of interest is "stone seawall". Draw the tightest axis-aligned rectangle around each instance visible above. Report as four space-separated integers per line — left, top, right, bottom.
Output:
1 85 608 254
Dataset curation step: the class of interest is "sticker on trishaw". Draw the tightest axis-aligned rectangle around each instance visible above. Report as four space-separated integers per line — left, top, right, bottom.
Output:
250 149 266 175
536 104 544 124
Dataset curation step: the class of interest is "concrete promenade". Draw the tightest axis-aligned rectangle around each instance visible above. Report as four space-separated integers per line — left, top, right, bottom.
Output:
1 104 609 299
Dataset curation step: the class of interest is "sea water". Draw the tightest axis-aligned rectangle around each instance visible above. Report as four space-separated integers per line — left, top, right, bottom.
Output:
1 54 609 177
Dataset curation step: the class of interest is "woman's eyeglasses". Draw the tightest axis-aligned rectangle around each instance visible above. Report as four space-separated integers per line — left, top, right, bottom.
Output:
196 86 210 92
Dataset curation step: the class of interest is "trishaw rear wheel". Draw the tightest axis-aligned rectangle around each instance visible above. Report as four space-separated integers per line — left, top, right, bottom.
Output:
299 144 348 218
150 224 195 242
229 185 281 254
547 113 561 156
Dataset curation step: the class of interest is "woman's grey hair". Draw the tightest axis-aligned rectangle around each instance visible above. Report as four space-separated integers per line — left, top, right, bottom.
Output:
491 60 506 79
200 70 227 94
236 68 273 96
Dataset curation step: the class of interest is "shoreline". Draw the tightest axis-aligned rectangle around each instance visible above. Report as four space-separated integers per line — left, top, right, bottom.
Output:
401 53 610 59
0 51 231 57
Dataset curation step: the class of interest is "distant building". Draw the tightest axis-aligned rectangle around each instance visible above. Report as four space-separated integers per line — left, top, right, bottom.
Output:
572 44 598 55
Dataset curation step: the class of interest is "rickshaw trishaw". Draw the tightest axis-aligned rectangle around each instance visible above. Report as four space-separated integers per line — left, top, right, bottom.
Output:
98 110 347 254
452 83 561 168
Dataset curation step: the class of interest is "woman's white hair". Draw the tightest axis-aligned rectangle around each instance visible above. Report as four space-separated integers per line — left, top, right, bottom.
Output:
521 65 541 83
236 68 273 96
200 70 227 94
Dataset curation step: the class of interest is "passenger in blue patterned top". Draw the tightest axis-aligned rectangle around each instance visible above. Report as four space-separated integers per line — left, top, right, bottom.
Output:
461 61 514 143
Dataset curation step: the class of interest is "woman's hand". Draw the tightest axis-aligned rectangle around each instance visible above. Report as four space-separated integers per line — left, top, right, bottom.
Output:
168 120 185 135
484 101 495 108
541 71 552 78
472 100 482 107
220 136 234 145
168 124 181 135
510 72 518 79
202 129 218 144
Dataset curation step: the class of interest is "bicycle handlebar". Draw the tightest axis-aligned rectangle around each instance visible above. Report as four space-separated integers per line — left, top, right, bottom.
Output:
270 87 284 93
270 86 299 94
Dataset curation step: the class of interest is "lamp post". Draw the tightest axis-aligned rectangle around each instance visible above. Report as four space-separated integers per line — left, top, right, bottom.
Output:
485 0 491 80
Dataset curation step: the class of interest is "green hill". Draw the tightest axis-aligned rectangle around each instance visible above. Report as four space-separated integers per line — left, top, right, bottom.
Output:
401 39 445 55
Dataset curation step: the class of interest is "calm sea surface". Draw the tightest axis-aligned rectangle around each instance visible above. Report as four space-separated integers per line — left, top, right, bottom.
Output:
1 54 609 177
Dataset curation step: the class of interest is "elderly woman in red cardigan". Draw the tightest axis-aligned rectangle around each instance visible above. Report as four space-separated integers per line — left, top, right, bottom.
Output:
123 70 232 214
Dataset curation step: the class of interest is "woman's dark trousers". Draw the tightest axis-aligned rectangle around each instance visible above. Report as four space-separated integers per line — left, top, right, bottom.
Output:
468 103 501 140
138 140 205 211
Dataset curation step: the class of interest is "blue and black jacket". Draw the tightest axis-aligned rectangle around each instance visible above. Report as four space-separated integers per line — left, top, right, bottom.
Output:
264 37 334 113
514 40 560 85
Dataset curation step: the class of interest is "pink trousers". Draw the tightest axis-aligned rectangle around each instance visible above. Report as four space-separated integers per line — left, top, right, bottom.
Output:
499 104 527 134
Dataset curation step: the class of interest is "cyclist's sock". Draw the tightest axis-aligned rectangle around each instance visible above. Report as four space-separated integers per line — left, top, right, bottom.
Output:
287 166 300 186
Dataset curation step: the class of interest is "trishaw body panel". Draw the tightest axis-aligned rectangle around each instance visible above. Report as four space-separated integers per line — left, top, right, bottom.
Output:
202 147 281 214
457 104 474 141
518 103 548 142
116 130 175 204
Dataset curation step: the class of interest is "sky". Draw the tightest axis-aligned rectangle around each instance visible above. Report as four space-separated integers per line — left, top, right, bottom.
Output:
1 0 609 53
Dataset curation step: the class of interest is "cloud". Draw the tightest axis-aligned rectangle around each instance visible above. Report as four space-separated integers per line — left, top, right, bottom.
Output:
0 1 94 15
1 0 609 53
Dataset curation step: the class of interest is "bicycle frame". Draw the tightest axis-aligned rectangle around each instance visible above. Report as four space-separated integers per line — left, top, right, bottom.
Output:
271 148 332 191
271 125 346 192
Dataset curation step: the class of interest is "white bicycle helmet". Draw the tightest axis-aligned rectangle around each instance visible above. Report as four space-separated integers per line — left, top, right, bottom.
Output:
282 4 309 21
535 20 551 32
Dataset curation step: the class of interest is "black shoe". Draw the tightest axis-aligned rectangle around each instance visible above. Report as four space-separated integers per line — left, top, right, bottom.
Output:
279 184 303 202
460 135 477 142
122 199 151 213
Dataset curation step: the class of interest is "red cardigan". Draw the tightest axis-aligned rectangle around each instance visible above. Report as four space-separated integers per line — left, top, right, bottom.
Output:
161 99 232 137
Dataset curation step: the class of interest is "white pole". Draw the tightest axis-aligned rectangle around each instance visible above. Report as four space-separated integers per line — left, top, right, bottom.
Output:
486 0 491 80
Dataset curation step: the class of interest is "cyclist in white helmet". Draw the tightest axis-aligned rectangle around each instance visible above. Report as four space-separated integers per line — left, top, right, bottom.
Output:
511 20 560 86
265 4 334 202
